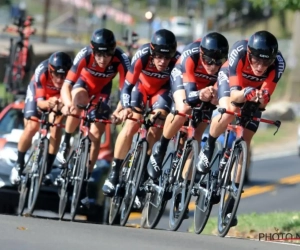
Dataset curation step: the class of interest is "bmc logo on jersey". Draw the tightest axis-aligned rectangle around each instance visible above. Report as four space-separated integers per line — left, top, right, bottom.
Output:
276 54 285 79
194 73 216 81
229 45 244 67
132 47 148 64
35 63 44 82
181 47 198 62
142 70 168 78
74 47 88 65
87 68 115 78
242 73 265 81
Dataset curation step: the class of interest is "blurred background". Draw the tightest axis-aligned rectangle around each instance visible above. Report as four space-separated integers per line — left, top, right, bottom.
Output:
0 1 299 100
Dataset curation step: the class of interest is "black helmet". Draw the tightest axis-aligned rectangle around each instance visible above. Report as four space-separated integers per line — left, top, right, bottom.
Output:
200 32 229 60
48 51 72 74
90 28 116 55
150 29 177 58
247 30 278 60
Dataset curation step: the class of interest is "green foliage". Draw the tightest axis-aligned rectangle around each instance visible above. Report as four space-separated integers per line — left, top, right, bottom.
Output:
250 0 300 10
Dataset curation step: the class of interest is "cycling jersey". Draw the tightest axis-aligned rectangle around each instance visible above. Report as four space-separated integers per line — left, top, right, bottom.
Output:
65 46 130 96
171 39 218 105
24 59 61 119
121 43 181 108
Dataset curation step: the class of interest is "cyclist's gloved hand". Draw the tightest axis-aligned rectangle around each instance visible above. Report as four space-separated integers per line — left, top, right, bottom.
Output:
111 110 122 125
258 89 270 105
61 102 75 115
119 107 133 122
199 87 214 102
243 87 257 102
48 97 59 109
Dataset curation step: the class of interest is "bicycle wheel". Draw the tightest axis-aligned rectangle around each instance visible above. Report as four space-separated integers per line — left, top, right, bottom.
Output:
108 150 133 225
218 140 247 237
27 138 48 215
70 138 89 221
17 149 34 216
120 140 147 226
169 140 199 231
194 141 222 234
58 149 76 220
146 168 170 229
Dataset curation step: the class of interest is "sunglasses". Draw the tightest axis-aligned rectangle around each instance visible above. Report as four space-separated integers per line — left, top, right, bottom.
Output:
201 54 226 66
94 51 114 58
249 54 274 67
153 53 172 60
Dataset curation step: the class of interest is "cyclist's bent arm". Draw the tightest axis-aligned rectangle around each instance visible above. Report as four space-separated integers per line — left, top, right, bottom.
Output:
120 81 134 108
114 101 123 113
60 81 73 107
37 98 49 110
230 89 247 103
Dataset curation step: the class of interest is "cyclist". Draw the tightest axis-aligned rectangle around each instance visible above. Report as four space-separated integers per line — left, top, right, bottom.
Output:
102 29 180 198
10 51 73 185
148 32 229 180
57 28 130 202
197 30 286 226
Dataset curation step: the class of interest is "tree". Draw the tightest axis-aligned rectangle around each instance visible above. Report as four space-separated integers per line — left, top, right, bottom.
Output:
250 0 300 102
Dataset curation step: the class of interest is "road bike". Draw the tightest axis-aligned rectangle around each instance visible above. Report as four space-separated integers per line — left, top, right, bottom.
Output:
109 104 163 226
168 101 216 231
2 16 36 96
57 95 113 221
18 106 64 216
192 101 281 236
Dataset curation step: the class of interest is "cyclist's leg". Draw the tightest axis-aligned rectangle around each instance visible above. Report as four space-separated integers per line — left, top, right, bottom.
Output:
149 74 190 178
88 90 112 175
147 88 172 153
43 114 64 185
102 83 143 196
10 81 39 184
57 78 89 163
198 68 236 173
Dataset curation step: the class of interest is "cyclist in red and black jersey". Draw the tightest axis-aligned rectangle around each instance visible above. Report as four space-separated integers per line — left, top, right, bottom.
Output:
198 30 286 226
57 28 130 185
102 29 180 196
148 32 229 180
10 52 72 185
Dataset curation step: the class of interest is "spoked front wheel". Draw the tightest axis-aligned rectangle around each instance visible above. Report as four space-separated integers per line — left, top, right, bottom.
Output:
58 149 76 220
17 149 34 216
119 140 147 226
27 138 48 215
70 139 89 221
194 141 222 234
169 140 199 231
108 151 133 225
194 172 213 234
218 140 247 237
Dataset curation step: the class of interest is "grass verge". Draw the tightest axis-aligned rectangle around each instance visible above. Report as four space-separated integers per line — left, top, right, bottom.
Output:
252 117 300 147
189 212 300 244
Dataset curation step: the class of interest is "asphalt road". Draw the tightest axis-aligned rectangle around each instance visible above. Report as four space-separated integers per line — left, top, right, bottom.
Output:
0 154 299 249
0 214 299 250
